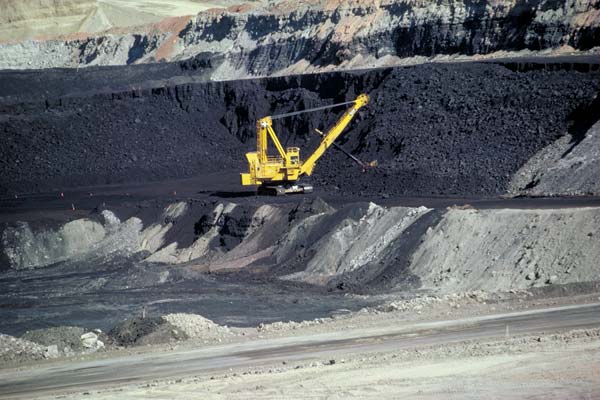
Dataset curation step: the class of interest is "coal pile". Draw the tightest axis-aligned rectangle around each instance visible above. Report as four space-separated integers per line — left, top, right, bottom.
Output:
109 316 186 346
1 60 599 197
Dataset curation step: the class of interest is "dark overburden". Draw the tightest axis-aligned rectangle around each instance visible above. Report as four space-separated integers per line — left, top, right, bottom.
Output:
1 59 599 197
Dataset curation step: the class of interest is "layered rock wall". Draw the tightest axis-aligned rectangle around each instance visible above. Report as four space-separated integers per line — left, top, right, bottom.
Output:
1 0 599 75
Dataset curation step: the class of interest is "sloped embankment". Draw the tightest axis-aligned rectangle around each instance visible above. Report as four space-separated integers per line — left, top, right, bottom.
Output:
510 119 600 197
3 199 599 295
409 207 600 293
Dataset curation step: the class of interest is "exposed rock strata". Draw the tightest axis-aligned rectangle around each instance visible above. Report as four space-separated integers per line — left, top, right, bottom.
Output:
1 0 599 75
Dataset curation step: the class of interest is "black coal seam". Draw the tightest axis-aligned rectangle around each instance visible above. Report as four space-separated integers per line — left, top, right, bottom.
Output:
2 62 599 197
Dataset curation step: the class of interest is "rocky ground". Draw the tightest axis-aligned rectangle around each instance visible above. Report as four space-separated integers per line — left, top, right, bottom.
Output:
60 329 600 400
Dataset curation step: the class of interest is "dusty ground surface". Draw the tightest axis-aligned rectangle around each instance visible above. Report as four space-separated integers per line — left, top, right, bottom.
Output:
1 299 599 399
63 332 600 400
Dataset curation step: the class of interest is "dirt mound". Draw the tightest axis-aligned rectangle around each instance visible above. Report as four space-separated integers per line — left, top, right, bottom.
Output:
108 313 231 346
22 326 85 351
2 219 107 270
21 326 108 355
510 119 600 197
282 203 430 285
109 316 187 346
409 207 600 294
162 313 231 342
0 333 48 364
1 211 143 270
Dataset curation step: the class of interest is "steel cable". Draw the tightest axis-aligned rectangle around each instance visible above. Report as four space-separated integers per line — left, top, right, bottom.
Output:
270 99 356 120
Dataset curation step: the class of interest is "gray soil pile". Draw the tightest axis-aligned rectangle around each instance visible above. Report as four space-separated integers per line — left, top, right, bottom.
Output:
3 198 600 296
408 206 600 293
0 333 48 364
162 313 232 343
22 326 86 352
510 119 600 197
21 326 108 355
109 316 187 346
107 313 232 347
1 195 600 345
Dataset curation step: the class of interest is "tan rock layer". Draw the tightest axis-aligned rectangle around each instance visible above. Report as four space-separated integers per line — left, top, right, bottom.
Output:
1 0 598 72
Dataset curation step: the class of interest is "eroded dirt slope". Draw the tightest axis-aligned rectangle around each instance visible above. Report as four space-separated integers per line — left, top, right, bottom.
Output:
3 198 599 296
510 118 600 196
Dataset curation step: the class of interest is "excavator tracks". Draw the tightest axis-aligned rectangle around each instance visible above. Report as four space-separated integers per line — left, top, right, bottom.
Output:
258 183 314 196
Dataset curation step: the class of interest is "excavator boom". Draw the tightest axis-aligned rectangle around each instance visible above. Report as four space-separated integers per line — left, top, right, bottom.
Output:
300 94 369 176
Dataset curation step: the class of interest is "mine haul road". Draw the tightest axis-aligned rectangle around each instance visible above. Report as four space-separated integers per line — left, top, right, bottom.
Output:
3 172 600 225
1 303 599 399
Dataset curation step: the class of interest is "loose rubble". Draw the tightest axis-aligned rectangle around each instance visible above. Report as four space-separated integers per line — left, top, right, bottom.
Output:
510 120 600 197
161 313 232 343
0 334 48 364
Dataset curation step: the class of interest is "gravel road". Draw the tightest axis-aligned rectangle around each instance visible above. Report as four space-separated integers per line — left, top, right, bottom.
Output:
1 303 599 399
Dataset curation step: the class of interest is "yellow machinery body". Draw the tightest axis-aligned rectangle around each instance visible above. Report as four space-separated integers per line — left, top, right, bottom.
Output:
241 94 369 193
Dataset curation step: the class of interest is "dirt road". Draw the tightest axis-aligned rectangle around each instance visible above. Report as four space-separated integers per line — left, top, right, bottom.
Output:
1 303 599 399
3 172 600 224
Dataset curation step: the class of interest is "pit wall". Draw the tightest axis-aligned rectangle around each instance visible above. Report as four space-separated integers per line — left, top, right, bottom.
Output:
1 62 599 197
1 0 599 73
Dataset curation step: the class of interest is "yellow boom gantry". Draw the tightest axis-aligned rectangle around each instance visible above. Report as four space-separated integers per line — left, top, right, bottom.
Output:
241 94 370 195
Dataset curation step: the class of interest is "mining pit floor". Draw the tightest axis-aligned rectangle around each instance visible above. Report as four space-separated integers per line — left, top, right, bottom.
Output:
3 174 598 335
1 175 600 398
4 171 600 222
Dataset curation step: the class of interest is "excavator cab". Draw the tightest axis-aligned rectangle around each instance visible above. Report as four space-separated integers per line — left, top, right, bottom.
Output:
286 147 300 167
